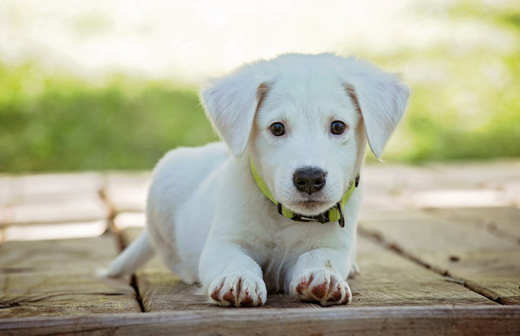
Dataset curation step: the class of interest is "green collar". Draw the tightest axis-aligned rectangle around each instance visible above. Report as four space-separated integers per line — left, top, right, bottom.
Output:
250 160 359 228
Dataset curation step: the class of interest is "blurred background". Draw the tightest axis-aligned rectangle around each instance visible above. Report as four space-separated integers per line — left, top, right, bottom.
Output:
1 0 519 173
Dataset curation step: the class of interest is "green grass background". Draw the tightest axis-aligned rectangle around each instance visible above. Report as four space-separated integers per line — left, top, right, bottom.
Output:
0 69 216 172
1 1 519 172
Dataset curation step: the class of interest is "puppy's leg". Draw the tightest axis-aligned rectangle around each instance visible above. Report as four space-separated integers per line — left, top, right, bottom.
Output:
348 238 360 279
287 248 352 306
104 230 155 278
199 241 267 307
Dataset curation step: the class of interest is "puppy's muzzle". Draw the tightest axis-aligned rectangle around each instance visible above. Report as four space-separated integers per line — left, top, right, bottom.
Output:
293 167 326 195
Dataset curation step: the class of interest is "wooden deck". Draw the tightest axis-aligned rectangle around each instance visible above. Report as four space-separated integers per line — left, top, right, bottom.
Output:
1 161 519 335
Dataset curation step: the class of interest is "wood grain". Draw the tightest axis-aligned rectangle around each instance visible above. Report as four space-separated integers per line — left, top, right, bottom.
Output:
122 227 494 311
348 233 497 307
1 306 519 336
424 207 520 242
360 213 520 304
0 234 141 318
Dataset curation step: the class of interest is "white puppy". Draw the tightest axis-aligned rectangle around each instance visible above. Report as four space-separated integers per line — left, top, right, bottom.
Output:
106 53 409 307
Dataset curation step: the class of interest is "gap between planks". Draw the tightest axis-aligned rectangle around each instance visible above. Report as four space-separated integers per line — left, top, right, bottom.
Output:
357 207 520 306
357 226 501 305
99 180 146 313
130 275 146 313
104 189 146 314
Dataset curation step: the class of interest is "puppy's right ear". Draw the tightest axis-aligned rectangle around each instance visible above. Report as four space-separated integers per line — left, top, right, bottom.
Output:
200 67 270 157
344 70 409 160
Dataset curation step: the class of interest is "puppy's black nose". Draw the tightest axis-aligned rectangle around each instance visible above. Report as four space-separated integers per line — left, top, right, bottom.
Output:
293 168 326 195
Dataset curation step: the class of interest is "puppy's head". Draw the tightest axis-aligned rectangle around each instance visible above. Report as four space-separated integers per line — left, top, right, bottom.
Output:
201 53 409 216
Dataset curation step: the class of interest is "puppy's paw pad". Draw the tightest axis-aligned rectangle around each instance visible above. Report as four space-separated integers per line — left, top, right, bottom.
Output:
290 269 351 306
208 273 267 307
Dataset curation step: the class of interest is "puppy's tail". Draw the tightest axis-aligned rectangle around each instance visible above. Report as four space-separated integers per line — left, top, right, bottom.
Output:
103 230 155 278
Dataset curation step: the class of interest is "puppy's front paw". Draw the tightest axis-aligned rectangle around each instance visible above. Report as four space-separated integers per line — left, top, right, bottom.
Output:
208 272 267 307
290 269 351 306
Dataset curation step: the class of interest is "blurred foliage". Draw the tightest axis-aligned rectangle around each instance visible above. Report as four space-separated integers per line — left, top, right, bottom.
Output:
1 1 519 172
0 65 217 172
371 0 520 163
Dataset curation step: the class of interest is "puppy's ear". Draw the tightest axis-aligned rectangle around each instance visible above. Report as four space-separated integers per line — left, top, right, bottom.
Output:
344 71 410 160
200 68 270 157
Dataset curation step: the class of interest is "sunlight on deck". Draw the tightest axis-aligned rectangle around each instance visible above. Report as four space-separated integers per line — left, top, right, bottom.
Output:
402 189 512 208
3 220 107 241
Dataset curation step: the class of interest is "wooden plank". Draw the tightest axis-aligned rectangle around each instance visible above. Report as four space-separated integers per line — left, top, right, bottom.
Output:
424 207 520 242
398 189 511 209
14 173 104 202
0 234 142 318
5 194 109 226
1 173 104 208
361 164 437 211
0 173 109 241
122 227 494 311
363 163 443 191
0 177 14 228
113 212 146 231
364 160 520 210
0 176 14 206
104 173 151 213
359 187 406 211
359 211 520 304
348 233 497 307
2 220 108 241
503 181 520 207
359 163 511 211
0 206 10 230
358 208 435 222
428 160 520 187
1 306 519 336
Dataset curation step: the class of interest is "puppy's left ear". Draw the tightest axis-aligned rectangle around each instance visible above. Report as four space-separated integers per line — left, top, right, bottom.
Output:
344 69 410 160
200 67 270 157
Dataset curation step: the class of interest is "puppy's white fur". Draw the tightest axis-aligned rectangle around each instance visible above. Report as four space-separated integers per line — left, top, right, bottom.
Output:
106 53 409 306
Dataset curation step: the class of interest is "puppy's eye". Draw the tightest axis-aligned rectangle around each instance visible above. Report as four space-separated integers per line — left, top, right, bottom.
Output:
330 121 347 135
270 122 285 136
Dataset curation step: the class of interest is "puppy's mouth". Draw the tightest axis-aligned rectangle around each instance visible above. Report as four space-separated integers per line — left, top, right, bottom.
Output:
285 199 335 216
299 200 328 208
